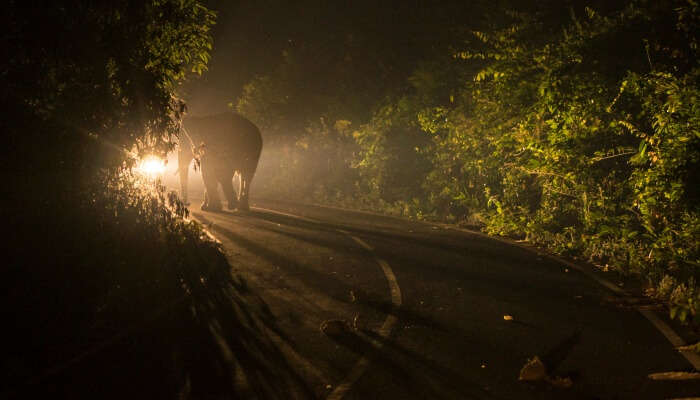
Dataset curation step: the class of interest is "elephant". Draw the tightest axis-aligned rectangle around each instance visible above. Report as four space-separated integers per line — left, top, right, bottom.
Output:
178 112 262 212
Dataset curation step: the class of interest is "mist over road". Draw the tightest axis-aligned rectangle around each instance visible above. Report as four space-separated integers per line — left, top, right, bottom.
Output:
187 199 700 399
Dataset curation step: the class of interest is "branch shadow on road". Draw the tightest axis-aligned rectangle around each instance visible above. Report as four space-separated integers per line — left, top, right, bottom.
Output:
194 208 583 399
16 262 316 399
211 210 547 335
241 209 536 266
195 211 515 399
541 330 582 378
325 328 503 400
171 273 316 399
198 211 451 335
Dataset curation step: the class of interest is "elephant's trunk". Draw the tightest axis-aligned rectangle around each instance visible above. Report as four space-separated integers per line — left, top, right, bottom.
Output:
178 126 196 204
178 150 192 204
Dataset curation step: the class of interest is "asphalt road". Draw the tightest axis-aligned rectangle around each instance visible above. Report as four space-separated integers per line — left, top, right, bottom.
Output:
184 198 700 400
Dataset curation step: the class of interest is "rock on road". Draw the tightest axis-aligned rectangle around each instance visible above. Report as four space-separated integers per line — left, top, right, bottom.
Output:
190 198 700 400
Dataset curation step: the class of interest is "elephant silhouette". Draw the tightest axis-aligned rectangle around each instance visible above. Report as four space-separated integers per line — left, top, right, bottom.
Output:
178 112 262 211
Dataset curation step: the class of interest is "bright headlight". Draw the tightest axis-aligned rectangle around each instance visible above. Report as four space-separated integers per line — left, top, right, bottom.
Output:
137 155 166 177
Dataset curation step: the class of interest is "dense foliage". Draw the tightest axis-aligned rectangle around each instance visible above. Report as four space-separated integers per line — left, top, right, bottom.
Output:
236 0 699 321
2 0 215 172
0 0 227 392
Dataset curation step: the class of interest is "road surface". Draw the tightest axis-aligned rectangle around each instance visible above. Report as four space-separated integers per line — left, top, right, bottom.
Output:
183 198 700 399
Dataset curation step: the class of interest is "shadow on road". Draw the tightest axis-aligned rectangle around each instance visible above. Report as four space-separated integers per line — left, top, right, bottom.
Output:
541 330 582 377
242 208 533 265
326 328 501 400
196 211 451 335
10 269 315 399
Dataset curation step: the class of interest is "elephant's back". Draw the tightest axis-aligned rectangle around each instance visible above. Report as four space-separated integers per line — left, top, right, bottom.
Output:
184 113 262 169
185 113 261 150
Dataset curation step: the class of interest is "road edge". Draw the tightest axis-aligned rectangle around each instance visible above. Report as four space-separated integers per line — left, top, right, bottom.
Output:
270 199 700 371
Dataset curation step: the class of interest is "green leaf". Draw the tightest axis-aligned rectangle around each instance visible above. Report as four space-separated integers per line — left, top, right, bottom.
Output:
638 141 647 158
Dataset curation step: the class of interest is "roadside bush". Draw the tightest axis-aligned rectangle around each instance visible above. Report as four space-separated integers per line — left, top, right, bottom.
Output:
235 0 700 322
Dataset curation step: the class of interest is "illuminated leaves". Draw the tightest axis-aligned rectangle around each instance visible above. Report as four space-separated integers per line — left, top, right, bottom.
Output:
4 1 215 173
226 0 698 318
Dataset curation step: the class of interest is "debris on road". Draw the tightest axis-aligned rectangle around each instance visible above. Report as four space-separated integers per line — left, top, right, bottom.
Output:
518 356 573 388
648 371 700 380
519 356 547 381
676 342 700 353
548 376 573 388
320 319 351 336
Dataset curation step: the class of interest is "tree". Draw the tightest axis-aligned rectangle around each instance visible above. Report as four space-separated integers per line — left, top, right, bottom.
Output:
1 2 223 391
1 0 215 178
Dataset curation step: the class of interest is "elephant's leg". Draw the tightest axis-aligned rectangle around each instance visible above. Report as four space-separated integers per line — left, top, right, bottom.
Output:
178 145 193 205
179 169 189 204
234 171 241 200
200 158 222 211
236 171 243 206
220 172 237 210
202 187 210 210
202 184 222 211
178 164 190 205
238 171 252 211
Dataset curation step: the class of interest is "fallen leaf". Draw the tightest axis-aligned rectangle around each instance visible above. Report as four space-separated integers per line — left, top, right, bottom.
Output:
547 376 573 388
519 355 573 388
676 342 700 352
518 356 546 381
